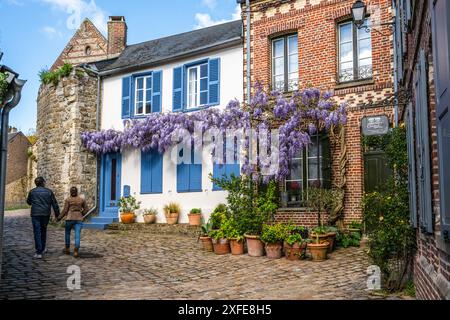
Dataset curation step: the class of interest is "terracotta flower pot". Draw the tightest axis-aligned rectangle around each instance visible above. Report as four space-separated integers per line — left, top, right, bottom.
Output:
245 235 265 257
326 232 337 253
200 236 214 252
284 242 307 261
165 212 179 225
308 242 330 262
143 215 156 224
229 239 245 255
120 213 135 224
212 238 230 255
188 214 202 226
265 243 283 260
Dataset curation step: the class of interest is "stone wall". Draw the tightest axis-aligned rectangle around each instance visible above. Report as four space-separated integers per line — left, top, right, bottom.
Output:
36 69 98 209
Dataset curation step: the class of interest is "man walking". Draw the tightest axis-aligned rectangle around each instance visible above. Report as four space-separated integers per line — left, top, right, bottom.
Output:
26 177 60 259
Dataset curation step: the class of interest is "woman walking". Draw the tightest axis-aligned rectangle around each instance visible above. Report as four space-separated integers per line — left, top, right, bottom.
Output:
58 187 87 258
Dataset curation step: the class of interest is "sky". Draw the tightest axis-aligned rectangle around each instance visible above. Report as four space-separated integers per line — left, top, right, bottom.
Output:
0 0 241 134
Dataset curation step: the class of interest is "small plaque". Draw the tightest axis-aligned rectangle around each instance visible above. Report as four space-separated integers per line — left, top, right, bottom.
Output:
362 115 390 136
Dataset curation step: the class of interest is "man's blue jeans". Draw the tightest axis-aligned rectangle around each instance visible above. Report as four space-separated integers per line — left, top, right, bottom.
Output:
31 216 50 255
65 221 83 249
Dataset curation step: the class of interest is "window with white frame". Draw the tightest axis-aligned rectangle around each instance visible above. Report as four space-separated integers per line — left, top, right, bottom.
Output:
272 34 299 92
338 19 373 83
135 74 152 115
187 63 208 109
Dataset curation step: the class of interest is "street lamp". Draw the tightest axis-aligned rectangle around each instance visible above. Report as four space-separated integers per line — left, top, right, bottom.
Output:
351 0 367 29
0 52 26 277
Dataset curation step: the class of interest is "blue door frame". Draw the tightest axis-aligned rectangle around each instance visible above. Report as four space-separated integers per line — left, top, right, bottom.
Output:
100 152 122 215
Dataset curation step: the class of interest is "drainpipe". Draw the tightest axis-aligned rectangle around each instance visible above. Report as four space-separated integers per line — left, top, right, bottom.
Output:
79 64 101 220
246 0 251 105
0 78 26 276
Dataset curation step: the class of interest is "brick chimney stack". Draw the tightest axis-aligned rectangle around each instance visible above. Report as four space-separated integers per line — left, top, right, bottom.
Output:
107 16 127 56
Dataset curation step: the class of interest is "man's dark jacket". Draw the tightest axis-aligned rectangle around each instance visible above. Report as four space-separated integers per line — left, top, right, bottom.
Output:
27 187 60 218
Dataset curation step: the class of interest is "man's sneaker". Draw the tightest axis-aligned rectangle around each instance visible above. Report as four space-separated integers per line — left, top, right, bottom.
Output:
43 248 48 254
33 253 43 259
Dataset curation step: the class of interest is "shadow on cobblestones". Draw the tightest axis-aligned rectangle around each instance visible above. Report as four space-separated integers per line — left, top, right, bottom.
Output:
0 210 405 300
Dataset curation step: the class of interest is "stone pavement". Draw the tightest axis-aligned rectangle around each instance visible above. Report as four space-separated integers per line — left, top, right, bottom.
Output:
0 210 403 300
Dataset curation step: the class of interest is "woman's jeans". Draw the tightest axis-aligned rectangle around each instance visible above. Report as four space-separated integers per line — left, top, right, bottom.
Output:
65 221 83 248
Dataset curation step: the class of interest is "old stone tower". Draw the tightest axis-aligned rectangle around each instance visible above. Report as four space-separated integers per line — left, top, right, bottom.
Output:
36 17 127 208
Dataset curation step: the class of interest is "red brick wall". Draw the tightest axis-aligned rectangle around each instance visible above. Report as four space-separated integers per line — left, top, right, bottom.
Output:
242 0 395 227
275 210 329 229
107 17 127 56
401 0 450 300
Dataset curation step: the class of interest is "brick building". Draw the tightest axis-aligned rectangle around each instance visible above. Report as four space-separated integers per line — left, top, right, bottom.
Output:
394 0 450 300
5 128 31 208
238 0 395 227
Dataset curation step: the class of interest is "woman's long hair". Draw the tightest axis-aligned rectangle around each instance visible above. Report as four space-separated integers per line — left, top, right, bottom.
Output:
70 187 78 197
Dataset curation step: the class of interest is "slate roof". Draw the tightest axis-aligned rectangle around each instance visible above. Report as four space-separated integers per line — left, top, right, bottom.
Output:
8 132 19 142
97 20 242 75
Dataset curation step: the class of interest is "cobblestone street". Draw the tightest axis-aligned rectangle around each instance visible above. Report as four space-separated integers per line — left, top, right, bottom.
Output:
0 210 384 300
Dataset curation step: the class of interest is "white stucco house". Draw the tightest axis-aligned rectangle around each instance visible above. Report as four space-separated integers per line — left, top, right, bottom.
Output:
85 21 243 228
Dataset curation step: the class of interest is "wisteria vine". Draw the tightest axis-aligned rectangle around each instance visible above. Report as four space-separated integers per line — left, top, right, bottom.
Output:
81 84 347 182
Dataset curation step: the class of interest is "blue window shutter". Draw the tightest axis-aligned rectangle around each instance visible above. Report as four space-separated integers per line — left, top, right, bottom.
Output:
173 67 183 112
190 164 202 191
177 164 189 192
208 58 220 105
151 151 163 193
190 147 202 191
226 164 241 179
213 164 226 190
141 150 152 193
406 104 418 228
152 71 162 113
122 76 132 118
431 0 450 241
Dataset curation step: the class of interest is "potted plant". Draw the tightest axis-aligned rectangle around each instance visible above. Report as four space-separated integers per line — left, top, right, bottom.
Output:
284 226 309 261
143 208 157 224
308 234 329 262
163 202 181 225
188 208 202 226
199 220 214 252
119 196 141 224
209 229 230 255
222 217 244 255
310 226 329 243
260 223 287 260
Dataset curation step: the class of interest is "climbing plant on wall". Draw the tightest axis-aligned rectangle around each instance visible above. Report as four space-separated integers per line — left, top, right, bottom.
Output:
81 83 348 183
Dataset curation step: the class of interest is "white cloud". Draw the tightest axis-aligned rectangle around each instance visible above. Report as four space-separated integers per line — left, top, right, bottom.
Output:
194 5 241 29
4 0 24 6
41 26 63 39
40 0 107 34
201 0 217 9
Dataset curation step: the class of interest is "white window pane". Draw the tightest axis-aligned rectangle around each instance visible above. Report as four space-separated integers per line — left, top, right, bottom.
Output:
340 42 354 63
137 90 144 102
290 159 303 180
146 76 152 89
358 38 372 59
339 23 352 43
274 75 284 90
137 78 144 90
288 35 298 55
289 54 298 73
136 102 143 114
359 57 372 67
358 19 371 40
274 57 285 76
273 39 285 58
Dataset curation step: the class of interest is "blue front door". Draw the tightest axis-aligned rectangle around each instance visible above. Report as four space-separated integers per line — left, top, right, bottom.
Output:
101 152 122 215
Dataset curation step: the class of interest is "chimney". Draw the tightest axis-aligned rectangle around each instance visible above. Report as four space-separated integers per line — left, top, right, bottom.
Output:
107 16 127 56
8 126 18 134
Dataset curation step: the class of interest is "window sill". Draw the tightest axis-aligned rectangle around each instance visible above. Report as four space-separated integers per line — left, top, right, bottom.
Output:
140 192 163 195
277 207 317 212
334 79 374 90
181 104 220 113
177 190 203 194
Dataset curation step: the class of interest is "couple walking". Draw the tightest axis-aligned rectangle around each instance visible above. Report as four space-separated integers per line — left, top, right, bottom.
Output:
26 177 88 259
